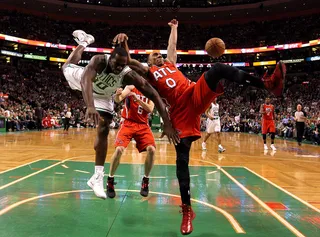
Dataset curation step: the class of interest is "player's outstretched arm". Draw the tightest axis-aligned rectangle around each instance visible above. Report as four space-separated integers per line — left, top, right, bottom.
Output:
123 70 180 144
166 19 178 66
80 55 105 124
114 85 135 103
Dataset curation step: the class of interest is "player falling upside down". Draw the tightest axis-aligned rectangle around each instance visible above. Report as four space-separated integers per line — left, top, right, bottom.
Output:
260 97 277 151
202 98 225 153
62 30 178 199
115 18 286 235
107 86 156 198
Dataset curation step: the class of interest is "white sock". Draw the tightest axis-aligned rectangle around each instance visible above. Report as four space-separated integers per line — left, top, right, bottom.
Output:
144 175 149 179
109 175 114 178
95 166 104 173
219 144 223 148
79 42 88 48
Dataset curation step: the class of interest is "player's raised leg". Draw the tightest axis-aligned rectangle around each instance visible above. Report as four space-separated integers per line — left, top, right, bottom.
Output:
62 30 95 70
192 62 286 117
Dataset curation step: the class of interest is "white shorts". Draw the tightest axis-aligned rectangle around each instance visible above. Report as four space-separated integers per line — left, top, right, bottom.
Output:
206 118 221 133
63 64 114 114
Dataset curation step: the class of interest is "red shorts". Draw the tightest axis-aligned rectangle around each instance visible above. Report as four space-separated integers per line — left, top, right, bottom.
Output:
170 73 223 139
262 120 276 134
115 120 155 153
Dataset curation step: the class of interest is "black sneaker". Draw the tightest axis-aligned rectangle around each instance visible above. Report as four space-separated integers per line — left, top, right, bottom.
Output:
107 176 116 198
140 177 149 197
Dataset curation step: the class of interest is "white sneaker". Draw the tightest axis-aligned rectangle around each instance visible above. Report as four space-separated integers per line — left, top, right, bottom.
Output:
218 145 226 153
202 142 207 150
270 144 277 151
87 172 107 199
264 144 268 150
72 30 95 45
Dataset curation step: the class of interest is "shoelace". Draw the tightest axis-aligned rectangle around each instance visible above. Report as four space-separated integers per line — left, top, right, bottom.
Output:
179 205 192 220
95 172 104 188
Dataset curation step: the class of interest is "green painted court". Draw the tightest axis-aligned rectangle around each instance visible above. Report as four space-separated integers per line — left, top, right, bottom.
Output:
1 160 319 236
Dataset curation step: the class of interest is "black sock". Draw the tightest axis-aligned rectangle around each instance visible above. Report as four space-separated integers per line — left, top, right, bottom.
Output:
205 63 265 92
263 134 267 144
175 138 192 206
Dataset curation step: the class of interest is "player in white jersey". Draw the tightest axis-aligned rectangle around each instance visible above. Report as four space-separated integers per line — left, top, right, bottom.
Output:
62 30 179 199
202 98 225 153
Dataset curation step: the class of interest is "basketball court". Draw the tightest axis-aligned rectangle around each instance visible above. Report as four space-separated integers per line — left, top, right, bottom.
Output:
1 129 320 236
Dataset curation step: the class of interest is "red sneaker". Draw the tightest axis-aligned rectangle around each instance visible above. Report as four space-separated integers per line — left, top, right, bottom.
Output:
263 61 286 97
180 204 196 235
140 177 149 197
106 177 116 198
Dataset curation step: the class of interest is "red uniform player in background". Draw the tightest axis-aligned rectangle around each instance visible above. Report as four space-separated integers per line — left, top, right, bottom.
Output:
260 97 277 151
106 85 156 198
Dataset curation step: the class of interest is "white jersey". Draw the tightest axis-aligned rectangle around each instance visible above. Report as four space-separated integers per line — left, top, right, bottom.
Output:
206 103 221 133
63 54 132 114
208 103 220 120
92 54 131 98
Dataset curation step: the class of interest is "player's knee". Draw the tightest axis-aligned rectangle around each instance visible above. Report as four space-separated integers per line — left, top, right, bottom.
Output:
146 146 156 155
262 134 267 140
115 146 125 156
204 63 224 91
97 124 110 137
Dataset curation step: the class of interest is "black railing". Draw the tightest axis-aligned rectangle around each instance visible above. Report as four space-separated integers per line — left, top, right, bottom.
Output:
60 0 265 8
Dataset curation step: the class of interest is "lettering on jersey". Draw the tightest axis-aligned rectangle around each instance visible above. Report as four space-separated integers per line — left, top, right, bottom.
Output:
265 107 272 115
95 74 117 90
153 67 176 81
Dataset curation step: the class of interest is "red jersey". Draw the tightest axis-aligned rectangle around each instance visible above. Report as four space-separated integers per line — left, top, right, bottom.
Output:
121 88 150 124
262 104 275 120
149 61 194 108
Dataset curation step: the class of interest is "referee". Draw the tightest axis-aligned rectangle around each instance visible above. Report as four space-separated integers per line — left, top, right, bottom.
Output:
294 104 306 146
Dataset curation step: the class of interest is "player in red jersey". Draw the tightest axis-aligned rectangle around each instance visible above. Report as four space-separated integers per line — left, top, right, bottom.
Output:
113 19 286 235
260 97 277 151
106 85 156 198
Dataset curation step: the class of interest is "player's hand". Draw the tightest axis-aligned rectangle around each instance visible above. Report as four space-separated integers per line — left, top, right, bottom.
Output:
116 88 123 96
85 106 100 125
160 122 180 145
112 33 128 45
209 116 214 120
128 92 138 101
168 19 178 28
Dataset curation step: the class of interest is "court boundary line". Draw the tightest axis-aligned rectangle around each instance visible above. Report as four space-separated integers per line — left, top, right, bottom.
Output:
190 158 306 237
0 159 42 174
244 167 320 214
43 159 218 167
0 189 245 234
0 156 88 191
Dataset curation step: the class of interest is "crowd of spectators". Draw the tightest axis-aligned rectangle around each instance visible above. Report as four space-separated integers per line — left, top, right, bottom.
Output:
0 10 319 50
0 10 319 144
1 60 319 144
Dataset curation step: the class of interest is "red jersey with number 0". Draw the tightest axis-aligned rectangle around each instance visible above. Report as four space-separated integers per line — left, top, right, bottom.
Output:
262 104 274 120
149 61 194 108
121 88 150 124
